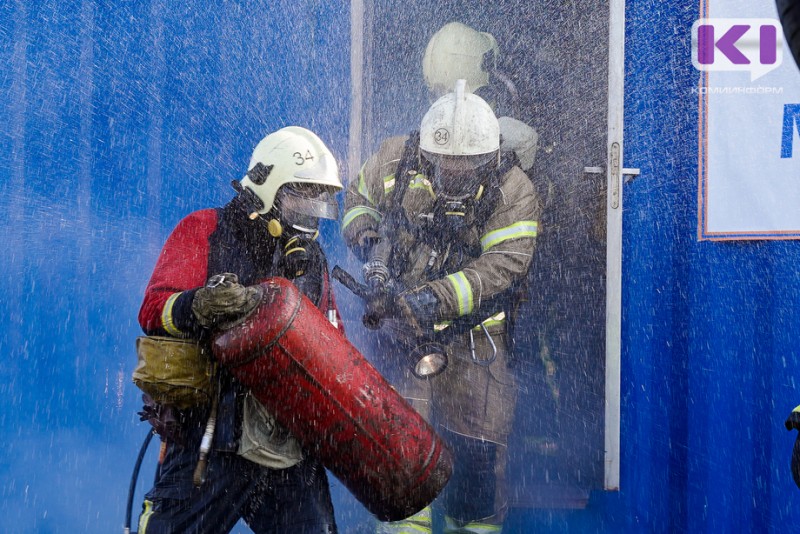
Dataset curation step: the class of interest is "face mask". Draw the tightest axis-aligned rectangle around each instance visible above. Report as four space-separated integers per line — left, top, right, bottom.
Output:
432 167 481 199
422 150 496 200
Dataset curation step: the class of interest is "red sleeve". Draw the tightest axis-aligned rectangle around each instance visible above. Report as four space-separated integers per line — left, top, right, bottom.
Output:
138 209 218 336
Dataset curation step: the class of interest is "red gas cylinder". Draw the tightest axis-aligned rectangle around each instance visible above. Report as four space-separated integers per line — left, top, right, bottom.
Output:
211 277 452 521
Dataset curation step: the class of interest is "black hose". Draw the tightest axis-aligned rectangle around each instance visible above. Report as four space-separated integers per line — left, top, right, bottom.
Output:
125 430 155 534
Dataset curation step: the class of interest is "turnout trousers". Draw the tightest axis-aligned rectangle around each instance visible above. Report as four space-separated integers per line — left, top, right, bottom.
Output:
374 324 517 532
138 434 336 534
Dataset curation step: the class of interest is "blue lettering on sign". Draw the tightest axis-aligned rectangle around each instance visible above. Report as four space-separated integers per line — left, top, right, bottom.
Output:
782 104 800 158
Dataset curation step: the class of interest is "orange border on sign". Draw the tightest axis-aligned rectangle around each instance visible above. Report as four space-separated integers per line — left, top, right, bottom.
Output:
697 0 711 240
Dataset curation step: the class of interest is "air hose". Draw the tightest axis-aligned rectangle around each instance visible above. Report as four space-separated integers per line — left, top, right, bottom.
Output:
193 392 219 487
124 430 155 534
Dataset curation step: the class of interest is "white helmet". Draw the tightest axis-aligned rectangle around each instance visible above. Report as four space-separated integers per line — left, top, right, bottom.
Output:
423 22 499 98
420 79 500 162
239 126 343 219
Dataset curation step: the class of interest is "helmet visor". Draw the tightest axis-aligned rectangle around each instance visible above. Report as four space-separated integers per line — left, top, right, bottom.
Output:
277 183 339 221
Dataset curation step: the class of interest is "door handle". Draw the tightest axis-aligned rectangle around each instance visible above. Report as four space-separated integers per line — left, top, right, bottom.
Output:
583 166 641 180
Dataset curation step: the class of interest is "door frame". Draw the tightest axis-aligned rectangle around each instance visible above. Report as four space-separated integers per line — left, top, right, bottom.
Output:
348 0 627 493
604 0 626 492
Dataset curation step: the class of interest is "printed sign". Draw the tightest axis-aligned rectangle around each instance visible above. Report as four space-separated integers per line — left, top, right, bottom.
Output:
698 0 800 240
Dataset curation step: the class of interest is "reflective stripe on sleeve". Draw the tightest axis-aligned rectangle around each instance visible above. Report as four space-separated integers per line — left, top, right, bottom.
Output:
408 173 435 198
480 220 538 252
383 174 396 194
161 292 184 337
356 162 375 205
342 206 382 230
445 271 474 316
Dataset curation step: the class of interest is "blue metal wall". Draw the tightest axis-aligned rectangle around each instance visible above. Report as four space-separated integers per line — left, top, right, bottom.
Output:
1 0 799 532
618 0 800 532
0 1 352 532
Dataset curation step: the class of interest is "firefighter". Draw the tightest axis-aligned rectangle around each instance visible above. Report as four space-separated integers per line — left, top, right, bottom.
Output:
136 126 343 534
423 20 563 467
342 81 540 533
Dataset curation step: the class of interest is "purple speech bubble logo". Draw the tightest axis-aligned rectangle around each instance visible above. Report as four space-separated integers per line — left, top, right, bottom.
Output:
692 19 783 81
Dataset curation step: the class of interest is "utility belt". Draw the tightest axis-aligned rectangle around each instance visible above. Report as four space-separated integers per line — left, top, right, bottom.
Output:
133 336 216 411
133 335 301 478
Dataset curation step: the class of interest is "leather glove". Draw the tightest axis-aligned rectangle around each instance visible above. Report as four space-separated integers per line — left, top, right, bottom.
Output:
362 288 395 330
394 286 439 338
191 273 262 330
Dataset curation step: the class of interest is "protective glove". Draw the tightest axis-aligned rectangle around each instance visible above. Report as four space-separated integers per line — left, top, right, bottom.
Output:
394 286 439 338
191 273 262 330
786 406 800 489
362 287 395 330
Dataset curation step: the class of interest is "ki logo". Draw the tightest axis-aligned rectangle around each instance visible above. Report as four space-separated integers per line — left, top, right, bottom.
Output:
692 18 784 81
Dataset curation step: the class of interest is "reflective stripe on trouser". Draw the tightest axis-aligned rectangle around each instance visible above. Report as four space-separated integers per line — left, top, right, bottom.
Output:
376 506 432 534
139 499 155 533
443 516 502 534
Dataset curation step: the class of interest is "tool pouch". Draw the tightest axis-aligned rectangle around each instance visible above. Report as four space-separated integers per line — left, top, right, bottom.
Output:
133 336 215 411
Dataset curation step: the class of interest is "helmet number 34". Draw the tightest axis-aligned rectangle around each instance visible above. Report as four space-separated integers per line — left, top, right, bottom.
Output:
434 128 450 145
293 150 315 166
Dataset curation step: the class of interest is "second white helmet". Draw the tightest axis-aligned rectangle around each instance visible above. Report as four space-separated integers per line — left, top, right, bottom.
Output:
420 79 500 163
422 22 499 99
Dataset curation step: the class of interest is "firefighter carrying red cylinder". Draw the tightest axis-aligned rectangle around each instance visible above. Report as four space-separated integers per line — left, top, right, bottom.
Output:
132 126 452 534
